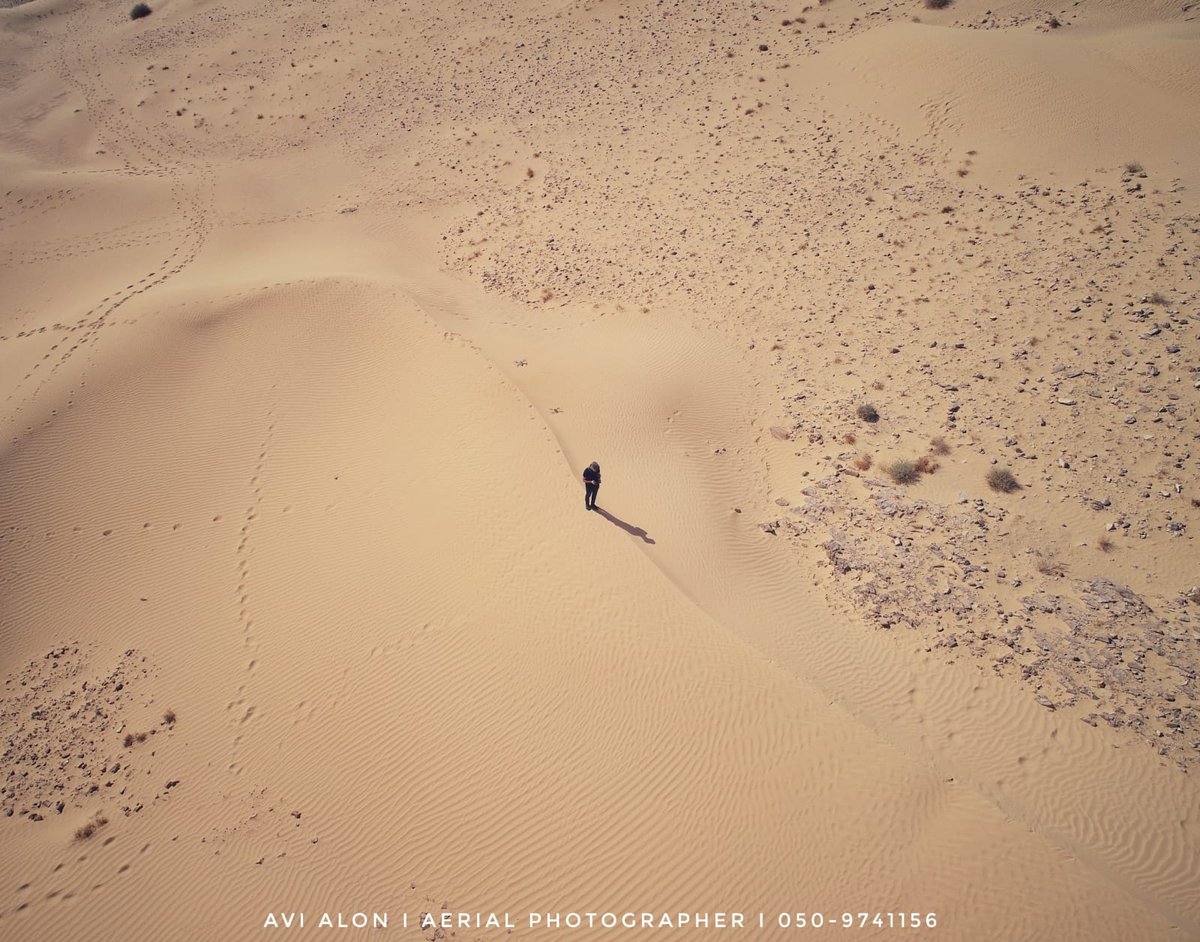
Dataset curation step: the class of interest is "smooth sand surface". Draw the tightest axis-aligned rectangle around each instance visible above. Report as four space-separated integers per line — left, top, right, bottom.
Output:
2 0 1198 939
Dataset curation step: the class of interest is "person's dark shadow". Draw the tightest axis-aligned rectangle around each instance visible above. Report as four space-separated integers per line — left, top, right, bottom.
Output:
592 507 655 544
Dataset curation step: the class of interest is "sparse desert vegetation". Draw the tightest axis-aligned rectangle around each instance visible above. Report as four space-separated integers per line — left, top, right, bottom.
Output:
924 0 952 7
885 459 920 485
986 467 1020 493
130 3 152 19
75 814 109 841
1035 551 1067 577
929 436 950 456
162 709 176 726
855 403 879 423
853 454 872 471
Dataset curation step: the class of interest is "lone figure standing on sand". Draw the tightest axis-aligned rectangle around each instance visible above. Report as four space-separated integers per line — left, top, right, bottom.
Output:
582 461 601 511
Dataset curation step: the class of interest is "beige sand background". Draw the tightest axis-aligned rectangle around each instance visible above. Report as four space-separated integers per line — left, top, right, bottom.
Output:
2 0 1199 939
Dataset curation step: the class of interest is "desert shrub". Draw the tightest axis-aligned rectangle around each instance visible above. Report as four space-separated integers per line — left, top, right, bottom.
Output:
1125 161 1143 174
986 467 1019 493
1035 552 1067 577
1148 291 1169 305
929 435 950 455
842 431 856 445
162 709 176 725
924 0 951 7
914 455 939 474
130 3 152 19
1097 535 1114 553
75 815 109 841
853 454 872 471
885 459 920 485
856 403 879 423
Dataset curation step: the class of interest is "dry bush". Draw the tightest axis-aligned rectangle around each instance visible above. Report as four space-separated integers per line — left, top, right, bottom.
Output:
539 287 553 302
1148 291 1169 305
924 0 951 7
1125 161 1144 174
162 709 176 726
75 815 109 841
1097 535 1114 553
130 3 152 19
871 380 884 390
855 403 879 423
885 459 920 485
842 431 857 445
853 454 872 471
123 731 149 748
929 435 950 456
914 455 939 475
1035 552 1067 577
986 467 1020 493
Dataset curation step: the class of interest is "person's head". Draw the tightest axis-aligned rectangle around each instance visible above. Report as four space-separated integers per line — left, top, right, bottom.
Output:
589 461 600 472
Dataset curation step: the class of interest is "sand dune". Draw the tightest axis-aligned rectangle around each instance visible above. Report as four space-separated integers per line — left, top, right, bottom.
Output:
2 0 1198 939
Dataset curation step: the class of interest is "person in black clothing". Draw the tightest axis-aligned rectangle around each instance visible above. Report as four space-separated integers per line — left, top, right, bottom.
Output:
582 461 601 510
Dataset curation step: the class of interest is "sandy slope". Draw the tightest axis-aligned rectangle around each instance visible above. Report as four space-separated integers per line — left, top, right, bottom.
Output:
2 0 1199 939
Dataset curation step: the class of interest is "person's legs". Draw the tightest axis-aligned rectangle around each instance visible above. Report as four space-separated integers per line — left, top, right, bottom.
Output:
591 483 599 509
585 482 598 509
